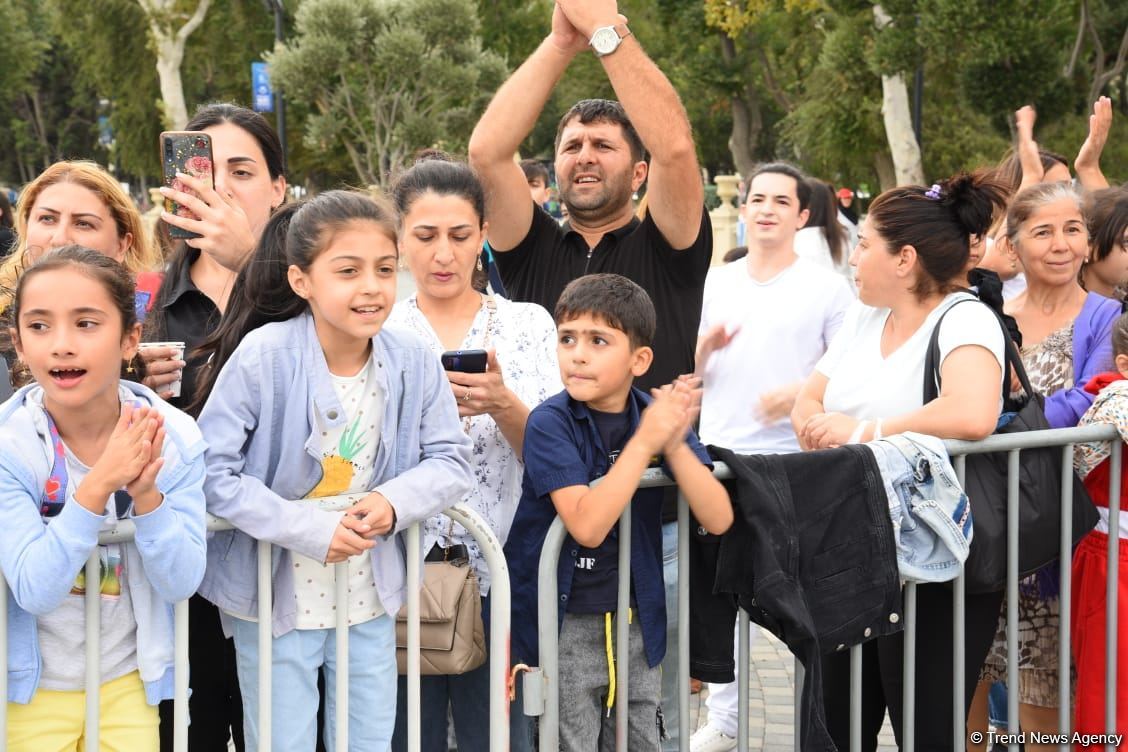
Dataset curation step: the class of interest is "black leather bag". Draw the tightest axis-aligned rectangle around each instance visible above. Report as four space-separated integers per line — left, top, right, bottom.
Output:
922 298 1098 594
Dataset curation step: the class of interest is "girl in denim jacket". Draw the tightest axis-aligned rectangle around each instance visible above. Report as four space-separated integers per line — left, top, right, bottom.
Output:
194 191 473 752
0 247 207 752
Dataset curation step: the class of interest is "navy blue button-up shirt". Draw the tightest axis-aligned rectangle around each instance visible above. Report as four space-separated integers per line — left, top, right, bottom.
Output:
504 387 711 668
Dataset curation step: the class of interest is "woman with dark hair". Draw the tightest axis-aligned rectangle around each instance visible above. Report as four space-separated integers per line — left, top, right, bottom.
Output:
386 154 560 752
1079 186 1128 304
969 182 1121 752
144 102 287 752
792 171 1010 751
794 179 852 289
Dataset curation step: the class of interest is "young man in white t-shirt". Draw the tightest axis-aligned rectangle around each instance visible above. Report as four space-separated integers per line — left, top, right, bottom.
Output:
689 163 854 752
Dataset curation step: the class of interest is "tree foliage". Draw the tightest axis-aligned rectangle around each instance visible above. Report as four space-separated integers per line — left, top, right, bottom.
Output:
270 0 508 186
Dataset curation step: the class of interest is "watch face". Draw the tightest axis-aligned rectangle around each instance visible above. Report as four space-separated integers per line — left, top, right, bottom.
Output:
591 27 619 55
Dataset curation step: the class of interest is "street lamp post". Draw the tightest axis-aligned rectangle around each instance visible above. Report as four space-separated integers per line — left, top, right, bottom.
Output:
263 0 287 168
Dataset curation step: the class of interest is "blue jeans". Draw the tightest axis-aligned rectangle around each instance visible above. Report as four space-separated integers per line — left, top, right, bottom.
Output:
230 614 397 752
390 595 534 752
659 521 679 751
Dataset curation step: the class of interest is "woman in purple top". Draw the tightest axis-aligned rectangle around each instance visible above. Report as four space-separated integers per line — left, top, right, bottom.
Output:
968 181 1120 749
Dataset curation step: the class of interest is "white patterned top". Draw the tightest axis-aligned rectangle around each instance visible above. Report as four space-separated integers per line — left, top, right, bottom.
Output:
387 294 561 593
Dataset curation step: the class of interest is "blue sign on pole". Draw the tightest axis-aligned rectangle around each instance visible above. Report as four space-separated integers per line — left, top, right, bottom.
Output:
252 62 274 113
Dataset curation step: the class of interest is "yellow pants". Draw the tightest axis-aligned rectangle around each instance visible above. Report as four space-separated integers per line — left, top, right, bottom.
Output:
6 670 158 752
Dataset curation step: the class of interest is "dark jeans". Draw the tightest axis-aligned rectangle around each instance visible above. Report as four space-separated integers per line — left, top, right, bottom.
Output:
158 594 244 752
820 584 1004 752
390 594 534 752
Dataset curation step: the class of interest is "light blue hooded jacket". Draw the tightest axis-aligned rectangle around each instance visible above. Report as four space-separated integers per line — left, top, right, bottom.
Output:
0 381 208 704
195 313 473 637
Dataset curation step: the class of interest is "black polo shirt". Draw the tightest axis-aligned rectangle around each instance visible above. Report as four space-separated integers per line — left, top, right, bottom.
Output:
493 204 712 393
150 247 221 412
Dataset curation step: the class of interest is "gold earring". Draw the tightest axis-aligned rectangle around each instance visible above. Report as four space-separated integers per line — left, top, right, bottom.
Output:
125 355 136 374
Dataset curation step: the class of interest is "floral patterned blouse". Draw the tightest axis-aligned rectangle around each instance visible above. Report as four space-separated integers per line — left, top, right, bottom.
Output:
387 294 561 594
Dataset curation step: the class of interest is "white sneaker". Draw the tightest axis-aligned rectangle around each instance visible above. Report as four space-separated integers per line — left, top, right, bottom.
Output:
690 721 738 752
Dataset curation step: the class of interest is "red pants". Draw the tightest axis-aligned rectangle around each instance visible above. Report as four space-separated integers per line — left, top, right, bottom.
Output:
1071 530 1128 734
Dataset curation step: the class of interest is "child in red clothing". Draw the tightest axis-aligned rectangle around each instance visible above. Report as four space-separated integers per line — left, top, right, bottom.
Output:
1073 311 1128 736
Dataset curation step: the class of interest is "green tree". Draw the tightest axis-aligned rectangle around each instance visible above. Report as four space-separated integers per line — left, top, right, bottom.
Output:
270 0 507 186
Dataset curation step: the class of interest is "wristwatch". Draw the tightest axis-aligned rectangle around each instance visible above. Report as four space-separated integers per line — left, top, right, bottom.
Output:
589 24 632 57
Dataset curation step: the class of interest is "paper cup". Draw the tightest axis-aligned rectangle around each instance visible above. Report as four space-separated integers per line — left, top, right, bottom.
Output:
139 341 186 398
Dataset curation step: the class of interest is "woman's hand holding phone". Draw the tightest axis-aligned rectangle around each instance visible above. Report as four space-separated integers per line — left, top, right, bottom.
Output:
160 170 257 271
445 349 515 419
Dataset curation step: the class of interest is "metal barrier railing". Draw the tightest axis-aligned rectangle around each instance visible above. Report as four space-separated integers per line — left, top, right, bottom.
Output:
0 499 511 752
528 423 1123 751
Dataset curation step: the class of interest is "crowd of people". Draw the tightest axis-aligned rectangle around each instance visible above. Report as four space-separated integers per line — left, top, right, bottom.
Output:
1 2 1126 752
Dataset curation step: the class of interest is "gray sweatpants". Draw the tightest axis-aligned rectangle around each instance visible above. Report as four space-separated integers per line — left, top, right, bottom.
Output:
558 612 662 752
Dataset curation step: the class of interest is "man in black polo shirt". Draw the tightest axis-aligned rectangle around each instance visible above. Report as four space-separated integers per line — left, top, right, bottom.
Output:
468 0 711 394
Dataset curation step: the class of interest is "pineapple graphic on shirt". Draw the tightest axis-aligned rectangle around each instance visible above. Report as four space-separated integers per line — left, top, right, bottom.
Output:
308 414 368 498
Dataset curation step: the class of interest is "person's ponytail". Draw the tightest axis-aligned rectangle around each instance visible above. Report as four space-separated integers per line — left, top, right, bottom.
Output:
940 171 1009 240
187 203 304 415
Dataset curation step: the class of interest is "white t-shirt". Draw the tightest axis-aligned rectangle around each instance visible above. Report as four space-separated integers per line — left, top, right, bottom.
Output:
292 356 386 629
818 293 1006 420
795 226 856 293
698 257 854 453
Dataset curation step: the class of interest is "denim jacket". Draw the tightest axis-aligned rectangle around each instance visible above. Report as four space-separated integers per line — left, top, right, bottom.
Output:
0 381 208 704
196 313 473 637
867 432 973 583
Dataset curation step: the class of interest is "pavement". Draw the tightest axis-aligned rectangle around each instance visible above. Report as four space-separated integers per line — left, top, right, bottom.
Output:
683 625 898 752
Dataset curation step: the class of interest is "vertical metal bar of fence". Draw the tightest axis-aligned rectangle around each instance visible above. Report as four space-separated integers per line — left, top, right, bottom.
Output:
794 658 804 750
952 454 967 751
1006 450 1020 751
850 645 862 752
0 573 6 745
677 496 691 752
406 522 422 752
737 608 750 752
1059 445 1074 746
84 552 100 749
615 504 631 750
1107 447 1121 743
174 598 190 752
902 582 917 752
537 517 567 752
257 538 272 752
443 504 511 752
334 560 349 750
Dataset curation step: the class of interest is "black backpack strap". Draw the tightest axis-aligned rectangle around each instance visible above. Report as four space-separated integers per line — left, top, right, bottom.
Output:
921 296 1032 406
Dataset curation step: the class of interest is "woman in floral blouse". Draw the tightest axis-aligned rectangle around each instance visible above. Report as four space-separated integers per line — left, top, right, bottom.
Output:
386 154 560 752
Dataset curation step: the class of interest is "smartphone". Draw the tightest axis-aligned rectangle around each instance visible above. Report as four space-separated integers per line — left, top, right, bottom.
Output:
160 131 214 239
441 349 488 373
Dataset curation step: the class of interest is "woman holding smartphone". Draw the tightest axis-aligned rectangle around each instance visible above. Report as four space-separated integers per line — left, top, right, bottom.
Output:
386 154 560 752
143 102 287 752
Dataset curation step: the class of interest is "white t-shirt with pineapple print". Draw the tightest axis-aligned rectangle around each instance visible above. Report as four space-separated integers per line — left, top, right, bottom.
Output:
293 356 386 629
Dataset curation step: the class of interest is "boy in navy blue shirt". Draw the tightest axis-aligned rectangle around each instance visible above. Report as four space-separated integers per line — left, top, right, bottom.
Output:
505 274 732 750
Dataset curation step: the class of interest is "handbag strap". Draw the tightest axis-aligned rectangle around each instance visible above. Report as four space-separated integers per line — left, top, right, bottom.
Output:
921 295 1033 406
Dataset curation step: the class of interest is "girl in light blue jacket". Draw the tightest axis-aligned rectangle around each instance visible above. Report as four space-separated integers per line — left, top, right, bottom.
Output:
0 247 207 752
193 191 472 752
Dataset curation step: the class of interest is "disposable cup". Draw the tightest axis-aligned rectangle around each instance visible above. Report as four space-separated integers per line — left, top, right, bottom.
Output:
139 341 186 398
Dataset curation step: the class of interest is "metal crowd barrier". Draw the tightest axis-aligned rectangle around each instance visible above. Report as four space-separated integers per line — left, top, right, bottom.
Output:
527 423 1124 751
0 499 511 752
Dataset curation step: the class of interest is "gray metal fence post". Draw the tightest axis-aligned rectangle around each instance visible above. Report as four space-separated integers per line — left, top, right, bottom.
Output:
84 552 101 750
537 517 568 751
406 523 421 752
334 560 349 750
256 539 273 752
1059 444 1074 743
174 598 190 752
1006 450 1020 751
615 504 631 750
678 496 691 752
737 609 750 752
952 454 967 751
903 582 917 752
1107 446 1121 744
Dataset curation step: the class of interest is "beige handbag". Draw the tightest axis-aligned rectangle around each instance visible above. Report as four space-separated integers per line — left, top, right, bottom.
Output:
395 526 486 675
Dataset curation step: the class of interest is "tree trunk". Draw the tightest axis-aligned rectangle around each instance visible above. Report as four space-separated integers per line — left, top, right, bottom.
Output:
137 0 213 129
720 33 760 178
874 150 897 192
874 5 924 187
